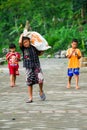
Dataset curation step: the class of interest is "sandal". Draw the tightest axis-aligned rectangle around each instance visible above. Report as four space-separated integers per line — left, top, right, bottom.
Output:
26 99 33 103
39 92 46 101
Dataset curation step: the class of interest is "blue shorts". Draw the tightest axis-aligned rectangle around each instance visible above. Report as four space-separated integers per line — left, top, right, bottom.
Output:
67 68 80 77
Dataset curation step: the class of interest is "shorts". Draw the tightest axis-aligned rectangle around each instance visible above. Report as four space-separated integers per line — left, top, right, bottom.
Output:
26 67 44 86
67 68 79 77
8 64 19 75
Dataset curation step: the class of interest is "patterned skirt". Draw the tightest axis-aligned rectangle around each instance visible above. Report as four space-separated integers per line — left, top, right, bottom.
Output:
26 67 44 86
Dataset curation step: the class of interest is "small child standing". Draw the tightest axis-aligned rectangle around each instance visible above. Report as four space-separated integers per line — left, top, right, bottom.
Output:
19 35 46 103
66 39 82 89
6 44 20 87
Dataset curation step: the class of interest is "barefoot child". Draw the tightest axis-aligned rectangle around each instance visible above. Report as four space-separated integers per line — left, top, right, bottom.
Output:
19 35 46 103
66 39 82 89
6 44 20 87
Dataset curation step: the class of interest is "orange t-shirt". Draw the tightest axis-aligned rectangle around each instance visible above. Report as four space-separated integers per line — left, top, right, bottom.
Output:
66 48 82 68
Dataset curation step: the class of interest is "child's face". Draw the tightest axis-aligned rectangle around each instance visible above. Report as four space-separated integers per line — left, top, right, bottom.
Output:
23 39 30 48
10 48 15 53
71 42 78 49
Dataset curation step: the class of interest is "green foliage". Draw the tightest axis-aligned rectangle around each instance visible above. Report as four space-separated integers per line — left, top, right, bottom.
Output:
0 0 87 56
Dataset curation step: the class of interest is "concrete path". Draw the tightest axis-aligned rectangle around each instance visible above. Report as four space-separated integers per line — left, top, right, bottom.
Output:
0 58 87 130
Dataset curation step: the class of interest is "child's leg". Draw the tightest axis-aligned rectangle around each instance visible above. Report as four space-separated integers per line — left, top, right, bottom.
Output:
28 86 33 100
10 75 13 87
10 75 15 87
9 66 16 87
35 67 45 99
39 83 46 100
67 76 72 88
39 82 43 95
14 75 16 86
67 68 73 88
75 75 80 89
73 68 80 89
14 65 19 86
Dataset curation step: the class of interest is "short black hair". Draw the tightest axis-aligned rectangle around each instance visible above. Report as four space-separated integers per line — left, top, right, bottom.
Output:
72 39 78 44
9 43 16 49
22 36 30 43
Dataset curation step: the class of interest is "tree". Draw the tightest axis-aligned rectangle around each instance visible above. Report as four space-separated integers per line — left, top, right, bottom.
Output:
0 0 87 55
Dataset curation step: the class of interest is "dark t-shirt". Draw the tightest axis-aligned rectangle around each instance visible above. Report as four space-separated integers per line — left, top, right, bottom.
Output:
20 45 40 69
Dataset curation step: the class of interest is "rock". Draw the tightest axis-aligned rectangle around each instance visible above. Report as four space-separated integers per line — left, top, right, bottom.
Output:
0 58 6 65
12 118 16 120
47 55 51 58
81 57 87 67
2 48 9 54
60 50 66 58
54 55 60 58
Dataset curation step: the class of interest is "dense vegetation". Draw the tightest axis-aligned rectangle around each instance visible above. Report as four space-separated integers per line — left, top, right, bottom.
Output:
0 0 87 56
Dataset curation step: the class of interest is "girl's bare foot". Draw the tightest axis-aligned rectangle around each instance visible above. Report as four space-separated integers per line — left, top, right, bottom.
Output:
10 86 13 87
10 83 15 87
66 84 71 89
10 85 15 87
67 86 70 89
76 86 80 89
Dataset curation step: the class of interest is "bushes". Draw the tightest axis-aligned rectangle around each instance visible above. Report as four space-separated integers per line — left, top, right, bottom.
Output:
0 0 87 57
45 25 87 55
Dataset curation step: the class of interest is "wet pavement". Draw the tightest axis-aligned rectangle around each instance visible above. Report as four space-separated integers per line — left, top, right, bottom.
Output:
0 58 87 130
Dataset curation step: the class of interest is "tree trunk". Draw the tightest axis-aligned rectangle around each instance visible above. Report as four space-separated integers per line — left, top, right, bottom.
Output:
81 7 84 18
24 20 32 31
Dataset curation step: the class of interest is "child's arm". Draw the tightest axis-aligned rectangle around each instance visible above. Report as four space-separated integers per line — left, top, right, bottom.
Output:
66 50 75 59
6 52 13 61
19 34 23 47
75 51 81 59
15 53 21 61
38 51 44 56
33 46 44 56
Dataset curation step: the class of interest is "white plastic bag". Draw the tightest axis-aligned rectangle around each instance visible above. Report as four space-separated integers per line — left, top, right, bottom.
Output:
23 29 51 51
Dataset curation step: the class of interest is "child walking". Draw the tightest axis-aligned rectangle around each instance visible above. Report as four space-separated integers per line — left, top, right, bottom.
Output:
66 39 82 89
19 35 46 103
6 44 20 87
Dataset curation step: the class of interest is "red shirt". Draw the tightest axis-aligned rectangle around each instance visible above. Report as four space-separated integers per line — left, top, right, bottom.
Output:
6 52 20 66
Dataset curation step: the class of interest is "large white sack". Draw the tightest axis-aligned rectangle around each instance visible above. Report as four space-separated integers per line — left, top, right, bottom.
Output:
23 29 51 51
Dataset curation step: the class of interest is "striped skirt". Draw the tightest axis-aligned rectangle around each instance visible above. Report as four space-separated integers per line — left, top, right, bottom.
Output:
26 67 44 86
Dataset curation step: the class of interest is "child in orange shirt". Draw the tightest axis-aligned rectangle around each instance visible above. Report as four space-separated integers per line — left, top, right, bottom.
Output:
6 44 20 87
66 39 82 89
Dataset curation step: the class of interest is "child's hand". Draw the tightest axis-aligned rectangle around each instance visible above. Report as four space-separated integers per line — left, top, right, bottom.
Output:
68 49 76 58
38 51 44 56
75 51 80 59
8 52 14 58
19 33 23 46
71 49 75 54
11 55 16 63
75 52 78 56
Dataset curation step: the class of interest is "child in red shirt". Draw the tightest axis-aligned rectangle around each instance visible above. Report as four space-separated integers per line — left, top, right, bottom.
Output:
6 44 20 87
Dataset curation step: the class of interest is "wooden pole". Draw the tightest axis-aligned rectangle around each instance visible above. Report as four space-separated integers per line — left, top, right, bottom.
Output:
24 20 32 31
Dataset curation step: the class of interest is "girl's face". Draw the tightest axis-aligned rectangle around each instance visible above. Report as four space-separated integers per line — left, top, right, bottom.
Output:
71 42 77 49
10 48 16 53
23 39 30 48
